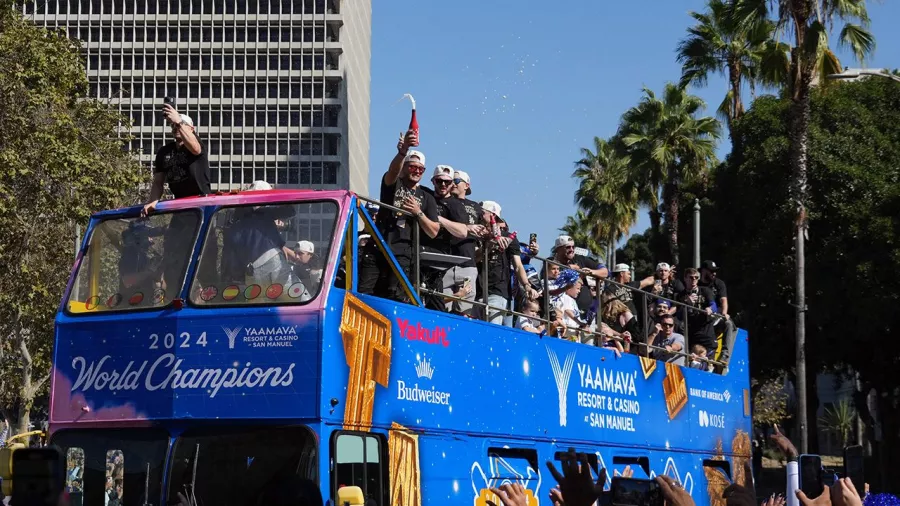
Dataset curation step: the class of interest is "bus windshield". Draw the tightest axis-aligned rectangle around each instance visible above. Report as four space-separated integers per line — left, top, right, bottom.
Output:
66 212 201 314
190 200 337 306
167 426 318 506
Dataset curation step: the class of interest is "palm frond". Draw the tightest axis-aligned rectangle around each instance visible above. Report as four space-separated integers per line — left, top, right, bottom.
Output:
839 23 875 64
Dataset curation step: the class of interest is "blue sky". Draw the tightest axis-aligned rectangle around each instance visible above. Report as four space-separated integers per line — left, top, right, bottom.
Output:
367 0 900 259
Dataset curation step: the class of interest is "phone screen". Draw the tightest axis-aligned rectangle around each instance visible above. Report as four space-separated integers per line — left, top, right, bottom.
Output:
843 445 864 497
611 477 663 506
13 448 64 506
529 233 537 244
799 454 824 499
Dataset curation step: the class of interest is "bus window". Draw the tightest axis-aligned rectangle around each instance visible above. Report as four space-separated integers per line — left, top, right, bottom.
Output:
65 448 84 506
168 426 318 506
66 211 201 314
332 432 388 506
51 428 169 506
190 201 338 306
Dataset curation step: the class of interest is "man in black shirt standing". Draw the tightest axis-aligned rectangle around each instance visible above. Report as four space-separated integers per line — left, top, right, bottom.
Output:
700 259 735 370
450 170 485 314
679 267 718 356
143 104 210 216
359 130 440 302
479 201 536 325
426 165 484 313
141 104 211 295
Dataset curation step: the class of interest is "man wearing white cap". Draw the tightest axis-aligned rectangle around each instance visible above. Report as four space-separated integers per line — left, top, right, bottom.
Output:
426 165 483 313
479 201 536 325
142 102 210 217
358 129 440 301
605 263 655 317
548 235 608 321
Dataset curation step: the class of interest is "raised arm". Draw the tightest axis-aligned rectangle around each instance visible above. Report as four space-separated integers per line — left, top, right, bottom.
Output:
386 130 418 187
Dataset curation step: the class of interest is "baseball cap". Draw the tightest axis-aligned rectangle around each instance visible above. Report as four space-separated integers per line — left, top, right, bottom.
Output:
701 260 719 271
554 235 575 251
656 262 671 271
612 263 630 274
404 150 426 167
179 114 194 127
454 170 472 195
432 165 454 180
295 241 315 255
481 200 501 217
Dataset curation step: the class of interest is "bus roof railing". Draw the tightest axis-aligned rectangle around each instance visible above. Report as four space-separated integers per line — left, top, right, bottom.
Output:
354 195 729 372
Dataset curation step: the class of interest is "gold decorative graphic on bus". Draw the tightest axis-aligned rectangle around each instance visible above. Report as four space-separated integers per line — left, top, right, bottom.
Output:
476 489 538 506
388 423 422 506
731 430 751 486
639 356 657 379
704 439 728 506
340 293 392 431
662 362 687 420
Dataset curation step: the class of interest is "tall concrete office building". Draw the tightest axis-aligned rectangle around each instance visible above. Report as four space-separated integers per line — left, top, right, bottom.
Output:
27 0 371 195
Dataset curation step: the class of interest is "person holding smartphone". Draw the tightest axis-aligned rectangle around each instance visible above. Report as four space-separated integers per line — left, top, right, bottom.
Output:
142 99 210 217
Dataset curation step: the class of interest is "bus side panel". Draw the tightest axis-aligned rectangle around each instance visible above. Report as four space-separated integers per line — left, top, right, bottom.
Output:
409 434 749 506
320 290 751 452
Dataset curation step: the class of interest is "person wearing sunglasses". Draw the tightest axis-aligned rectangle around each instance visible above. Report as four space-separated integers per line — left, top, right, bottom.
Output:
358 130 440 302
424 165 487 314
546 235 608 324
679 267 718 356
648 314 685 365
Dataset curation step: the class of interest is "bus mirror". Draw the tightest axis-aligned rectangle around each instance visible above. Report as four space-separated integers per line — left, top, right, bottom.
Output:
337 485 364 506
0 443 27 496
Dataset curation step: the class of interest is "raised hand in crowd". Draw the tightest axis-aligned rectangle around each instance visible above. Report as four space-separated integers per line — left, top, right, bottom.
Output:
396 129 418 154
545 448 607 506
656 474 696 506
761 494 787 506
831 479 863 506
487 483 531 506
723 462 757 506
796 486 832 506
770 424 799 460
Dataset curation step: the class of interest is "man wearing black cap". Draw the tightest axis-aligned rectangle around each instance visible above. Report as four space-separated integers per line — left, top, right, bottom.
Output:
701 260 735 370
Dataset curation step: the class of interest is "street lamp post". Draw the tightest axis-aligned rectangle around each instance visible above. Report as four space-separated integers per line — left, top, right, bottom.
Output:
827 68 900 83
693 199 701 269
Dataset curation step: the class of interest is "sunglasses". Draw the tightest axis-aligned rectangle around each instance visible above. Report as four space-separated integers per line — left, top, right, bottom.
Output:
434 179 453 186
407 165 425 174
564 245 575 250
660 323 674 328
688 276 700 280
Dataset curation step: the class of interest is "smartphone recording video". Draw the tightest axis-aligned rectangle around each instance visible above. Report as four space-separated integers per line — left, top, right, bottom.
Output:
799 454 824 499
843 445 864 497
611 477 664 506
12 447 65 506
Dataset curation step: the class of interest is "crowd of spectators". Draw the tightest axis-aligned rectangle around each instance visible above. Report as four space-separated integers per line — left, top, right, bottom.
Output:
361 127 736 369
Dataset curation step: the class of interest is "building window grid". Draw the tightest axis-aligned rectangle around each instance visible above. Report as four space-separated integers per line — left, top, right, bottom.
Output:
43 0 341 190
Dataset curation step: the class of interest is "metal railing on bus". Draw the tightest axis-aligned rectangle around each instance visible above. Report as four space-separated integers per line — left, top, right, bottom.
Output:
355 196 730 373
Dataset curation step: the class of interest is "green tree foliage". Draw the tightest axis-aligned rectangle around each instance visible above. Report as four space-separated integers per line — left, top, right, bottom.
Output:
752 376 792 428
692 76 900 480
619 84 721 266
819 399 857 448
615 229 655 278
0 6 144 433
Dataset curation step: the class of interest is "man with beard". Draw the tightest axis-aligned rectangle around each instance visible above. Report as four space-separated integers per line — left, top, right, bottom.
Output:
358 130 440 302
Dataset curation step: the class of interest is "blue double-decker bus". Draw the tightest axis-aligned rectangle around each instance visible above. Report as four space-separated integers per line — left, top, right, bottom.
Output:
50 189 752 506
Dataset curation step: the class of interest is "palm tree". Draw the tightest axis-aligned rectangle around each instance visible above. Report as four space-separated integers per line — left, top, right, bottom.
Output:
619 84 721 266
819 399 857 449
735 0 875 453
676 0 790 148
572 136 639 256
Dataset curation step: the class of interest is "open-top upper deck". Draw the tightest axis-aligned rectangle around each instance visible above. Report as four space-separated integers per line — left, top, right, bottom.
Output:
51 190 751 455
